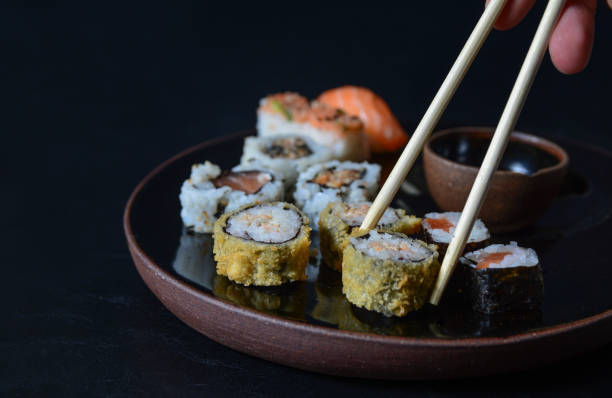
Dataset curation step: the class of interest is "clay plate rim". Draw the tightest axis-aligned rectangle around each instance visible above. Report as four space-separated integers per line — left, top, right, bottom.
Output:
123 130 612 349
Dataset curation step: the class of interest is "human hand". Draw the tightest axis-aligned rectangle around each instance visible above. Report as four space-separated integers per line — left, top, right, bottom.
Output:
485 0 607 74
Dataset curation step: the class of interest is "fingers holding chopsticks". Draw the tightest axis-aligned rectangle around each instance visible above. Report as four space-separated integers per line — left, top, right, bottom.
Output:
486 0 598 74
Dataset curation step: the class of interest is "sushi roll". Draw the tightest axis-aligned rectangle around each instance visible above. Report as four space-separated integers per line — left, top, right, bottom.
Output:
317 86 409 153
342 231 440 317
179 161 284 233
459 242 543 314
319 201 421 271
422 212 490 257
257 92 370 161
240 134 332 188
293 160 381 230
213 202 311 286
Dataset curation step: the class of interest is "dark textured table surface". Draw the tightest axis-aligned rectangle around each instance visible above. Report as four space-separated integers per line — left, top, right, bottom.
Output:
4 1 612 396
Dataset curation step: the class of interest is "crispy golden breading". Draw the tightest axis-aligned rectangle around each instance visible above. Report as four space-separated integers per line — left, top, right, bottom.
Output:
213 202 311 286
318 202 421 272
342 235 439 317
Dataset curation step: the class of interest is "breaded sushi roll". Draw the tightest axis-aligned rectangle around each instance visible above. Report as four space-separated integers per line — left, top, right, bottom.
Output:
422 212 490 257
240 135 332 188
213 202 311 286
179 161 283 233
294 160 381 230
460 242 543 314
257 92 369 161
342 231 440 317
319 201 421 271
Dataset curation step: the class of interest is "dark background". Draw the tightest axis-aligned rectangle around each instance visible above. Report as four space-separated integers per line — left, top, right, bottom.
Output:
3 1 612 396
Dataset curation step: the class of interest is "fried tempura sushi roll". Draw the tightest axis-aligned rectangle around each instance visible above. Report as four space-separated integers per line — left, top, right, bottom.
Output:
294 160 381 230
319 202 421 271
240 135 332 188
422 212 490 258
213 202 311 286
179 162 284 233
257 92 369 161
460 242 543 314
342 231 440 317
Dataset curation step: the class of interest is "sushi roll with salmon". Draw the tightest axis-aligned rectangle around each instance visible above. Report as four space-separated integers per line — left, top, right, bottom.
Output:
179 162 284 233
422 212 490 258
342 231 440 317
460 242 543 314
293 160 381 230
317 86 409 153
213 202 311 286
240 134 332 188
319 201 421 271
257 92 369 161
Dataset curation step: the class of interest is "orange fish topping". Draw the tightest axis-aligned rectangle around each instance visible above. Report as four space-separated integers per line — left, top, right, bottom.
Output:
212 171 271 194
317 86 408 152
425 217 454 232
313 168 362 188
308 101 363 133
476 252 512 270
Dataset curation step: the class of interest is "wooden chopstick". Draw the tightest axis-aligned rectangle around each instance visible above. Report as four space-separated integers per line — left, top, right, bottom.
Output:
359 0 508 232
429 0 566 305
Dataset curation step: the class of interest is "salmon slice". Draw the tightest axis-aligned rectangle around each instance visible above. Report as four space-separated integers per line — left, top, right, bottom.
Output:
313 168 363 189
318 86 408 153
425 217 454 233
212 171 272 194
476 252 512 270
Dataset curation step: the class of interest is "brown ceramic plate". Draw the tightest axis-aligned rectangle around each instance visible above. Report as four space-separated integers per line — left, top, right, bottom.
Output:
124 130 612 379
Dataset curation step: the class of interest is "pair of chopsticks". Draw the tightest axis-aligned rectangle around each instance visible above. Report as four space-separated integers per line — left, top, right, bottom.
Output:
359 0 566 304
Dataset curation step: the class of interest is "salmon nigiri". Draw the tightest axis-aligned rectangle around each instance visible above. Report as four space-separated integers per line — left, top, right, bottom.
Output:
317 86 408 153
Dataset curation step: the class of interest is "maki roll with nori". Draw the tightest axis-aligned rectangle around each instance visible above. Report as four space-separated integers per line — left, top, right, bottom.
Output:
180 161 284 233
213 202 311 286
460 242 543 314
319 201 421 271
422 211 490 257
240 135 333 188
294 160 380 229
342 231 440 317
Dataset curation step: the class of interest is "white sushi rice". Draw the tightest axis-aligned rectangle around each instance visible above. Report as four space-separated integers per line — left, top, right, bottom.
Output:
422 211 490 243
460 241 539 269
240 135 332 188
225 164 284 213
293 160 381 230
333 202 398 227
257 106 369 161
179 161 283 233
226 203 302 244
350 231 432 263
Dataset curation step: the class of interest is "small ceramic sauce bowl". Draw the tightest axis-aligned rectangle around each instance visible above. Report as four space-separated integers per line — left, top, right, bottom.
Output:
423 126 569 233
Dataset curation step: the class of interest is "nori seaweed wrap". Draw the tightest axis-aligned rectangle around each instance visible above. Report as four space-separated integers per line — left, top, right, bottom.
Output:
460 242 544 314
